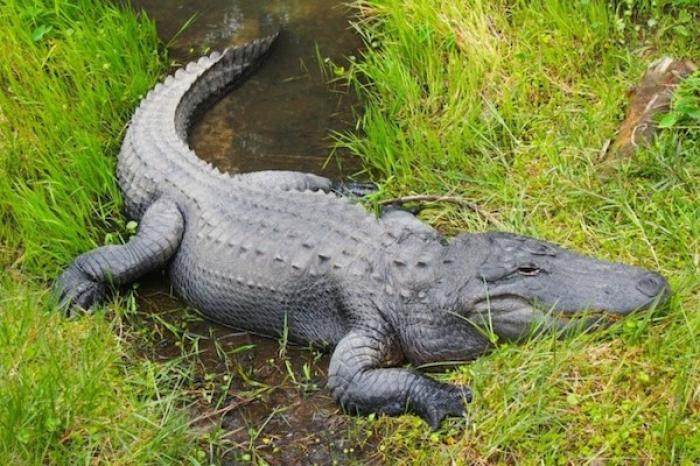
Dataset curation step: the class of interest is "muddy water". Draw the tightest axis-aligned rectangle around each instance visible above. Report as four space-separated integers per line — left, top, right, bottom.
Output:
128 1 378 464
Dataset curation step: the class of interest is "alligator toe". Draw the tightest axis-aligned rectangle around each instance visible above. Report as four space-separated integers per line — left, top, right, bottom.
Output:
415 381 471 430
54 269 106 317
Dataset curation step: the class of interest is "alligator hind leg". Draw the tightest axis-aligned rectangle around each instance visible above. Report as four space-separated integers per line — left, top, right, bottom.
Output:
380 208 443 243
236 170 377 197
328 328 471 430
54 198 184 316
237 170 334 192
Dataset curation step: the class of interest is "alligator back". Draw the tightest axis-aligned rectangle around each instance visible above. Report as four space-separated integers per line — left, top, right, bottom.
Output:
114 34 405 344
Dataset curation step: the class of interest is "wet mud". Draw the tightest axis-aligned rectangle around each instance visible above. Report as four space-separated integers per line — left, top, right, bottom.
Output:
137 284 380 465
127 1 377 464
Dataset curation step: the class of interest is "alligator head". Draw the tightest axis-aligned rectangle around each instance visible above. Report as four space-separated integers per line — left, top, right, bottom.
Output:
451 232 670 341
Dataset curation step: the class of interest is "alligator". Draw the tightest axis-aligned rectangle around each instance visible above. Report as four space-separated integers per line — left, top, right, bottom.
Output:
55 34 670 429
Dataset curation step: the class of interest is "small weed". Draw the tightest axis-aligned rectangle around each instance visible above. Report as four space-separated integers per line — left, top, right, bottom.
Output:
659 70 700 131
278 312 289 358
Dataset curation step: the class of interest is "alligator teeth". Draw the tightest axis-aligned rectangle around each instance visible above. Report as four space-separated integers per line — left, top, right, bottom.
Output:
555 310 623 321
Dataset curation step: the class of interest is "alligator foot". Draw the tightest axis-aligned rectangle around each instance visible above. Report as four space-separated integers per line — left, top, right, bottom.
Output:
54 267 107 317
53 198 184 317
330 180 378 198
328 329 471 430
380 202 422 216
413 380 471 430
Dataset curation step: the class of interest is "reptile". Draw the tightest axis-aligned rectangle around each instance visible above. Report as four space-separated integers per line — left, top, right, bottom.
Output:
55 34 670 429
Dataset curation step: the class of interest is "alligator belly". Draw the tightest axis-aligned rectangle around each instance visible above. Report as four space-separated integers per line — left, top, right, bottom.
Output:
168 245 348 346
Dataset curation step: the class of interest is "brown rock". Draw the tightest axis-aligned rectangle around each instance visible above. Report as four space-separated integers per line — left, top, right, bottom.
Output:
608 56 697 160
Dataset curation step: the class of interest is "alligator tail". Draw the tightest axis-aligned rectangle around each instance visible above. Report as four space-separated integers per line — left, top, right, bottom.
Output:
173 32 280 139
118 33 279 217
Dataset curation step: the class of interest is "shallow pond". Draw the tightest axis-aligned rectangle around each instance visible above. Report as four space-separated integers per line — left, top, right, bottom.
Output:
129 1 377 464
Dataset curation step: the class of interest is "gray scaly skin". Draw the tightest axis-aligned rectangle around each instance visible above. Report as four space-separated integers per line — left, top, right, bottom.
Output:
55 35 671 429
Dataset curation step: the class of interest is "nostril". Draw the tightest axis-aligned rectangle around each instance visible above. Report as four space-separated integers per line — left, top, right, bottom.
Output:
636 272 668 298
463 387 473 404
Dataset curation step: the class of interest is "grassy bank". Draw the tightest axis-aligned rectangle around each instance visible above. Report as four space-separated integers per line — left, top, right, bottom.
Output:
340 0 700 463
0 1 197 463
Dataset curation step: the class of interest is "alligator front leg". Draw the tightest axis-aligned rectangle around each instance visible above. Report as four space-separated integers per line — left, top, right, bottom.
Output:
54 198 184 316
328 329 472 429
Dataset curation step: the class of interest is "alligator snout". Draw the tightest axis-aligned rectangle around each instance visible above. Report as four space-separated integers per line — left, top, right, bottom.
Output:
636 271 669 299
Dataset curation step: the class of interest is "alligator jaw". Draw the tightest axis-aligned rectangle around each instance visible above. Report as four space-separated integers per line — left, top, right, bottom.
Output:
548 288 670 332
468 284 670 341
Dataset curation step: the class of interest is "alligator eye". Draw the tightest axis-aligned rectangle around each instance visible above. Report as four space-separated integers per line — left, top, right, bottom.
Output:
518 266 541 276
524 240 557 256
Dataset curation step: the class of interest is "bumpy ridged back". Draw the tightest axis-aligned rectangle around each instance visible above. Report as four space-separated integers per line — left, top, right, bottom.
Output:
117 34 279 218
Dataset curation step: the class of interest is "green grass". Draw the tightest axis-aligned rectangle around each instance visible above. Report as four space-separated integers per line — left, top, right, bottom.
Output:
0 0 164 277
0 1 198 463
0 280 198 464
338 0 700 463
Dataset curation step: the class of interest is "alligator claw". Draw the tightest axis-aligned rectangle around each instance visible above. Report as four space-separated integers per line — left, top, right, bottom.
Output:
330 181 378 198
380 202 422 216
416 382 472 430
54 269 105 317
